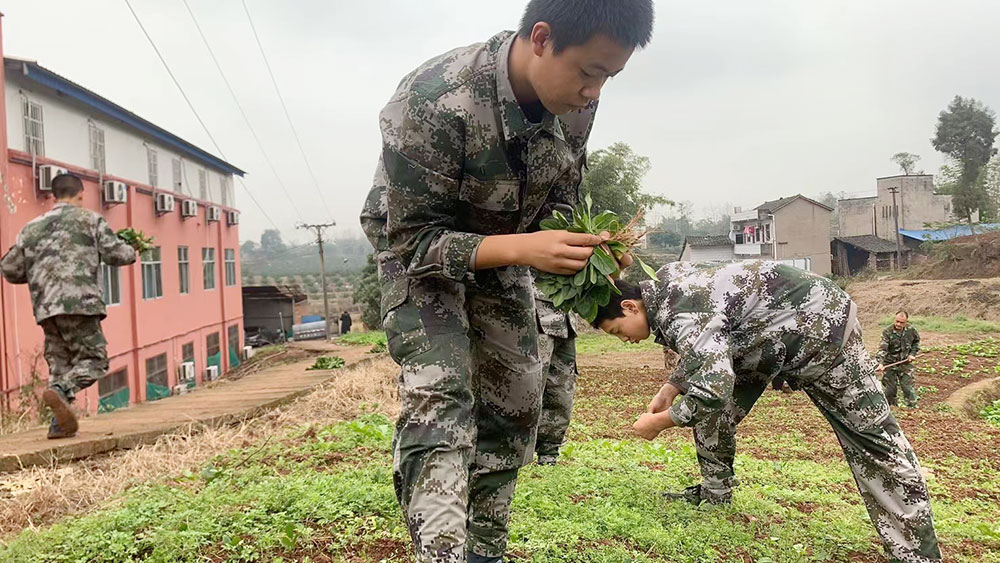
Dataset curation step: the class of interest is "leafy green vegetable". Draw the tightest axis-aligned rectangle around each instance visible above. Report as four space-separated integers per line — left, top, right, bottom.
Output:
306 356 345 370
116 228 155 252
535 194 658 323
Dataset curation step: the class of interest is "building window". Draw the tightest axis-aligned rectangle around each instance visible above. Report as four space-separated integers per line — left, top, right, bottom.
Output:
147 147 158 188
202 247 216 290
98 368 129 413
172 158 183 191
206 332 220 361
198 169 208 200
100 262 121 306
228 324 241 368
22 99 44 156
224 249 236 287
178 246 190 294
182 342 195 365
89 123 106 173
221 177 229 206
145 353 169 401
141 247 163 299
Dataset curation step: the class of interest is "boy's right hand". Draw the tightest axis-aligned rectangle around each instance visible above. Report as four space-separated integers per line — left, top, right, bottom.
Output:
520 230 604 275
648 383 681 414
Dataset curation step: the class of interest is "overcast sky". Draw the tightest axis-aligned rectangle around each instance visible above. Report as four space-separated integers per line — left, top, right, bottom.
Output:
4 1 1000 243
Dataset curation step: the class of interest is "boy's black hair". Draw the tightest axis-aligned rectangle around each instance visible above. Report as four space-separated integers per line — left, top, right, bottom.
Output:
51 173 84 200
519 0 655 53
591 278 642 328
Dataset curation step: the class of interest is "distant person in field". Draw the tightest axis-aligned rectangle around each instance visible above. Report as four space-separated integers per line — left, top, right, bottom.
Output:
0 173 139 439
877 311 921 408
339 311 352 335
591 261 941 563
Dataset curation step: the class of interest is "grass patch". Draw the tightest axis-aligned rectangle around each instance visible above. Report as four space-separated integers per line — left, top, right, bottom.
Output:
878 315 1000 335
339 331 387 347
575 332 660 355
982 399 1000 428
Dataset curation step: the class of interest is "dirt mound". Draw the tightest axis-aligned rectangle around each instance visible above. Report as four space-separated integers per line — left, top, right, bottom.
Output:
906 231 1000 280
847 277 1000 328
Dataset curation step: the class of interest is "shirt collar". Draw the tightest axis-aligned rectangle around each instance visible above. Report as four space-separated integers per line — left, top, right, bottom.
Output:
639 279 666 345
495 32 565 143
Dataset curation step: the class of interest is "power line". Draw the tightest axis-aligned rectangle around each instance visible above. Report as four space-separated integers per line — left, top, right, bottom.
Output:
122 0 281 234
241 0 334 221
181 0 306 224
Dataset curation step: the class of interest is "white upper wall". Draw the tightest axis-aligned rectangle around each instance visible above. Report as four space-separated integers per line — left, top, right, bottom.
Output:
5 75 236 208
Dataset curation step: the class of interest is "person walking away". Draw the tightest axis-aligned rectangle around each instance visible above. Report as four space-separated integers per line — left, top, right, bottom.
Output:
339 311 352 335
0 173 139 438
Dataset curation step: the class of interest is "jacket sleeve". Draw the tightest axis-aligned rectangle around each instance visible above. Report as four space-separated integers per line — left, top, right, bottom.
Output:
382 94 484 281
876 327 890 363
664 312 735 427
0 237 28 284
96 218 137 267
908 328 920 357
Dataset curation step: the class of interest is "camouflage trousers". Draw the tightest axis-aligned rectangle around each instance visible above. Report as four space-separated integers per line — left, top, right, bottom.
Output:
535 331 577 458
382 266 543 562
691 327 941 562
40 315 109 401
883 366 918 407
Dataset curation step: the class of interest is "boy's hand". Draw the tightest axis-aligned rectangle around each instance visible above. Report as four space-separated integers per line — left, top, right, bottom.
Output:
633 412 670 441
647 383 681 414
520 230 604 274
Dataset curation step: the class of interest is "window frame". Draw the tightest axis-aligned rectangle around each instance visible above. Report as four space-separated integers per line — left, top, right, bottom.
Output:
202 247 216 290
100 261 121 306
23 99 44 156
178 246 190 295
147 147 158 188
224 249 237 287
89 122 106 173
141 246 164 300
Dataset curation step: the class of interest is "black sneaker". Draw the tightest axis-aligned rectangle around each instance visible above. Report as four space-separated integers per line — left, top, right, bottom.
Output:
42 388 78 439
536 454 558 466
661 484 732 506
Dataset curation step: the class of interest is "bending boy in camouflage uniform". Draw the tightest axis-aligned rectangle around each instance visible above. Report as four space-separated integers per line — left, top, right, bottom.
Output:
593 261 941 563
1 174 138 438
877 311 921 408
534 287 577 465
358 2 654 560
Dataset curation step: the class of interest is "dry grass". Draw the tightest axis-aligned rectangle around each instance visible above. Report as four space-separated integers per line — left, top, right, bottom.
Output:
0 357 399 540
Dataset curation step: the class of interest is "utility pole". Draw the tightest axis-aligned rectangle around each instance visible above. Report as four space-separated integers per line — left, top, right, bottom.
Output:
297 222 336 339
888 186 902 270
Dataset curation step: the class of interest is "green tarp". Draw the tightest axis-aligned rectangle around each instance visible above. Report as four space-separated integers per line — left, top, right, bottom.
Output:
229 346 241 369
98 387 130 413
146 381 170 401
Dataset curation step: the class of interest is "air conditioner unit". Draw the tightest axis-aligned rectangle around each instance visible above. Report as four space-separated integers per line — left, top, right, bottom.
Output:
178 361 195 382
206 206 221 223
172 384 190 396
37 165 69 191
181 200 198 218
226 211 239 226
155 193 175 214
243 346 254 360
103 181 127 205
205 365 219 381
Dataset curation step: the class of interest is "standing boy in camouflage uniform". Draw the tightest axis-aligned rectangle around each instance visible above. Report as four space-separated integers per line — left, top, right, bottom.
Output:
1 174 138 438
593 261 941 563
534 287 577 465
877 311 921 408
359 2 654 560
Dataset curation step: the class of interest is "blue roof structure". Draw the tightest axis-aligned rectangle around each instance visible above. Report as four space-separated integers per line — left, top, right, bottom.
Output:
899 224 1000 241
5 57 245 177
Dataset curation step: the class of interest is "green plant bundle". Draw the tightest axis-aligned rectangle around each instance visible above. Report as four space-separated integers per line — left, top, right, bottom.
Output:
535 194 658 322
116 228 155 252
306 356 345 371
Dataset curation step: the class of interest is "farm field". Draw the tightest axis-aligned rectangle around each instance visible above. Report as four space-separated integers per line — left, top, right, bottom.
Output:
1 329 998 562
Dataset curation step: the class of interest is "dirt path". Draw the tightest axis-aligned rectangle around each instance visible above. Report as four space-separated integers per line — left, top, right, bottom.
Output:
0 343 374 472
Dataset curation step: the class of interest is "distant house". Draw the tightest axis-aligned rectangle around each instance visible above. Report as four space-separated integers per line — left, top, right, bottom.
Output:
242 285 308 342
838 174 973 242
831 235 902 276
729 194 833 275
679 235 735 262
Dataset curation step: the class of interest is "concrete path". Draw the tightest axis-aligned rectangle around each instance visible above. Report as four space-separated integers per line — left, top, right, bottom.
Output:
0 342 373 472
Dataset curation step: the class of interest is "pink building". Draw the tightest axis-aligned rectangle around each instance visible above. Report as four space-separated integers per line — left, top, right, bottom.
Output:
0 18 244 414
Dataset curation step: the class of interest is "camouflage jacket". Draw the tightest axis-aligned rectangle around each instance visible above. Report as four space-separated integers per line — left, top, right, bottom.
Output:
534 282 574 339
877 325 920 364
641 261 854 427
0 203 136 323
359 30 596 287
